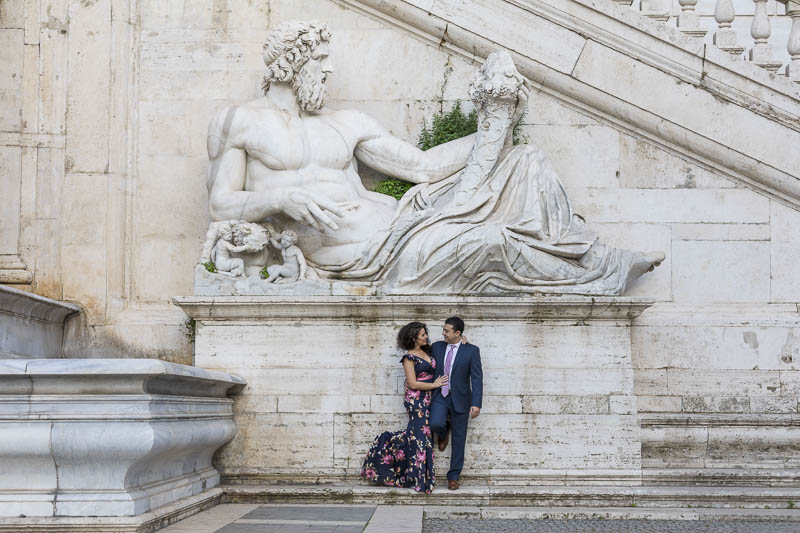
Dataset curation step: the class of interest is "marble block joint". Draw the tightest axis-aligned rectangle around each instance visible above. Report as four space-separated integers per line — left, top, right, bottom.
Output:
0 359 245 517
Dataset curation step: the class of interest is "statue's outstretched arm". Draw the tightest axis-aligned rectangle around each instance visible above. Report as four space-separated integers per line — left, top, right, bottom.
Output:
353 112 474 184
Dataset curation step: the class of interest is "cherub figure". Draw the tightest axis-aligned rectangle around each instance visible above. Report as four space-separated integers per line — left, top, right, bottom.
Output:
214 225 249 276
265 230 307 283
200 220 269 277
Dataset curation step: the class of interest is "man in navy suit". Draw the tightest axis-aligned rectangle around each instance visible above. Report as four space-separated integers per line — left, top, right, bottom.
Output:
429 316 483 490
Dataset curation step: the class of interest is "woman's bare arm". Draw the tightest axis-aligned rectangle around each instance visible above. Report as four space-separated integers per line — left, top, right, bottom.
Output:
403 358 447 391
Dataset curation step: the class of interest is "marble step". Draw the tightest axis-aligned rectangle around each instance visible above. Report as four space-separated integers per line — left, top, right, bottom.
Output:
223 483 800 509
424 505 800 521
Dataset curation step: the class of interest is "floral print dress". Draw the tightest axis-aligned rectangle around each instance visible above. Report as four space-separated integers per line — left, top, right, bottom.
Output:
361 354 436 493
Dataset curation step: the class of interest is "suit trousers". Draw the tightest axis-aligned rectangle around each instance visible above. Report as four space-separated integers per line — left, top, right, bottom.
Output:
430 393 470 481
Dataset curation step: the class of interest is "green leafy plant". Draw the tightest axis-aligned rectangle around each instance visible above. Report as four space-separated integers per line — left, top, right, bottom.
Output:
512 110 529 145
373 102 478 201
183 319 196 343
259 266 269 280
418 101 478 151
374 179 414 200
202 261 217 273
788 501 795 509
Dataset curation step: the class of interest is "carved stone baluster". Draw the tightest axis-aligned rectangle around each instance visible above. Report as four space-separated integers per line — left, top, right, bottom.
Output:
640 0 671 22
749 0 783 71
714 0 745 54
678 0 708 37
787 1 800 82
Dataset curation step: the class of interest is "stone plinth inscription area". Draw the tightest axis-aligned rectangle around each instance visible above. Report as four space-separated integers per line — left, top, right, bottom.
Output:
175 295 651 484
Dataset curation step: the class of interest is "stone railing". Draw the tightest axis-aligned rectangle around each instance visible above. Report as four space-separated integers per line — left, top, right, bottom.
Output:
626 0 799 81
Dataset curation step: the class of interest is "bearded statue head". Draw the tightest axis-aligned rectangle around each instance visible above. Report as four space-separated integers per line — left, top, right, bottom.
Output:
262 20 332 111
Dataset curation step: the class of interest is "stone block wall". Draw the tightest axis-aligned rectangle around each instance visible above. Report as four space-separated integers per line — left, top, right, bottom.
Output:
184 297 646 484
1 0 799 479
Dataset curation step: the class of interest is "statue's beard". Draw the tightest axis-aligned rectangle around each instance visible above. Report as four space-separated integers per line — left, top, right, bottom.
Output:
292 65 327 111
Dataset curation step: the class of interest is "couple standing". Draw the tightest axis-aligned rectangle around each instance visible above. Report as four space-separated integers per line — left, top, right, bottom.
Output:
360 318 483 493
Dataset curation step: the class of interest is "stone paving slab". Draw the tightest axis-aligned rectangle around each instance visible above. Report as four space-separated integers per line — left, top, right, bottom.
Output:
241 505 376 522
160 504 378 533
363 505 422 533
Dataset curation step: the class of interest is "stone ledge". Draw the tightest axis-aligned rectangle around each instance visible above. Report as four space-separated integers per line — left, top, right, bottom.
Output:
0 358 246 397
0 285 79 324
424 505 800 520
0 285 80 358
222 483 800 508
0 488 223 533
174 295 654 322
641 414 800 427
642 469 800 486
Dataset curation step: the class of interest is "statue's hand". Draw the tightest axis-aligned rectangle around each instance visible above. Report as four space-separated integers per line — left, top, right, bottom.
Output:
512 79 531 126
280 188 345 232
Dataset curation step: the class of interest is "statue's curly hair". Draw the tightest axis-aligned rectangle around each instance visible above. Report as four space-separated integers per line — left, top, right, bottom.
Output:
262 20 330 94
397 322 432 355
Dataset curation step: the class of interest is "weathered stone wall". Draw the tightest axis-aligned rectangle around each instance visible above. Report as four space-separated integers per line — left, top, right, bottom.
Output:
1 0 799 480
183 297 647 484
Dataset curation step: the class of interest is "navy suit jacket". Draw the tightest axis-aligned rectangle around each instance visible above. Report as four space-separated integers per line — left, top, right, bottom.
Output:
432 340 483 414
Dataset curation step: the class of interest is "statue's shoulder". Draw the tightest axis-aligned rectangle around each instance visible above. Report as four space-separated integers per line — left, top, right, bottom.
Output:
326 108 386 138
207 100 286 143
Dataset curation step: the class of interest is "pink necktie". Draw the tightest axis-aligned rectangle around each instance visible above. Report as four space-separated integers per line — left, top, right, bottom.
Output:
442 345 455 397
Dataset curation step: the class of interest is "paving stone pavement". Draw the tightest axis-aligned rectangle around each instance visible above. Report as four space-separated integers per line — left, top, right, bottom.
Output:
160 504 378 533
423 518 800 532
159 504 800 533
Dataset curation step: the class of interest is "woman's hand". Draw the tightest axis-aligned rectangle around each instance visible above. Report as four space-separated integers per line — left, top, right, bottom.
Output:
433 375 449 388
461 335 469 345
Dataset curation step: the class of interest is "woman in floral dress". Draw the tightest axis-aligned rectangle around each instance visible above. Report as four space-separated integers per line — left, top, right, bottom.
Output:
361 322 448 493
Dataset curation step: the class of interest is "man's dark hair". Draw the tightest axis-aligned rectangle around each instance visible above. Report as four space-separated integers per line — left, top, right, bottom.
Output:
445 316 465 335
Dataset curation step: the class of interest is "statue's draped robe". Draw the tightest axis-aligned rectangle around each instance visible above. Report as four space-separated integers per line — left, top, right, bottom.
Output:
310 143 640 296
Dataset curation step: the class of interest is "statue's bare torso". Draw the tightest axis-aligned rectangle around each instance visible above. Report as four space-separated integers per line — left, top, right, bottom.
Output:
207 90 473 267
209 99 397 266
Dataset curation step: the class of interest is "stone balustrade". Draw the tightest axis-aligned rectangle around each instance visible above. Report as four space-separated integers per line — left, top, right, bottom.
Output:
638 0 799 81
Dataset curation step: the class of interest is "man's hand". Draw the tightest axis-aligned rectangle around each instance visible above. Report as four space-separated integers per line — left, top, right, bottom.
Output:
280 188 345 232
470 406 481 419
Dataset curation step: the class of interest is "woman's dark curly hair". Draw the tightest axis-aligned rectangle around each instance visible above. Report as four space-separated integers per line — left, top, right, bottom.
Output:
397 322 432 355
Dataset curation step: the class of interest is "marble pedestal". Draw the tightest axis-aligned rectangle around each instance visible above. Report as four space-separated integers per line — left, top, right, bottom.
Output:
175 295 652 485
0 359 245 517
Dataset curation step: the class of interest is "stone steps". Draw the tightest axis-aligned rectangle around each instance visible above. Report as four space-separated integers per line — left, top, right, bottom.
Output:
222 484 800 510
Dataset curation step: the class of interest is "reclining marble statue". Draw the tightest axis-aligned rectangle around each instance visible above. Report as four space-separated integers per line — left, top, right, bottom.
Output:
201 20 664 295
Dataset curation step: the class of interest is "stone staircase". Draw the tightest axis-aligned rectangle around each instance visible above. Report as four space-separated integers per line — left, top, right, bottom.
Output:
342 0 800 208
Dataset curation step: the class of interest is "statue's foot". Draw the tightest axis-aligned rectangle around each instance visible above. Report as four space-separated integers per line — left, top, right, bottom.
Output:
626 250 666 287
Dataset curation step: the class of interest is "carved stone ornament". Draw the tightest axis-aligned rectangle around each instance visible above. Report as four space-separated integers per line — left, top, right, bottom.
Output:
200 20 664 296
200 220 269 277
